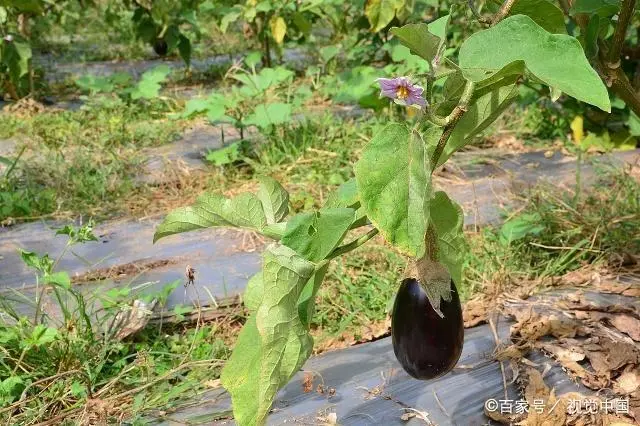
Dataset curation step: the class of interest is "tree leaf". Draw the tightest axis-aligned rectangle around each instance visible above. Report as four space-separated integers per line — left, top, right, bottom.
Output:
281 208 355 262
270 16 287 44
244 272 263 313
429 191 466 287
459 15 610 112
355 124 439 257
390 14 450 63
257 176 289 224
434 84 520 167
153 192 266 242
221 244 316 426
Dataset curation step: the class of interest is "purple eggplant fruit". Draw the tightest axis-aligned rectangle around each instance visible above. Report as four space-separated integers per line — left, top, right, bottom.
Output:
153 39 168 56
391 278 463 380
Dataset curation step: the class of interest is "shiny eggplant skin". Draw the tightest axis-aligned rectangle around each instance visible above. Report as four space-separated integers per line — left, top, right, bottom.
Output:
153 39 168 56
391 278 464 380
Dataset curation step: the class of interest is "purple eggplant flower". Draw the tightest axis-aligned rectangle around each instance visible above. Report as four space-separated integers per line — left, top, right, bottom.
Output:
376 76 426 108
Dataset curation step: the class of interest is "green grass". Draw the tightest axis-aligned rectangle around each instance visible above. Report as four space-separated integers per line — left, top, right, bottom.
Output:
0 96 184 222
464 164 640 296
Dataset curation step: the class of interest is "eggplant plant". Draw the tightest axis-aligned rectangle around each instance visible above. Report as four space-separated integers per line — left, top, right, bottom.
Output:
154 6 612 426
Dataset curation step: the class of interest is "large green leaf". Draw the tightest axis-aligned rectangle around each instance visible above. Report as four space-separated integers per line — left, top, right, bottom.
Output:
153 192 266 242
434 84 520 167
506 0 567 34
355 124 440 257
256 176 289 224
459 15 610 112
221 244 316 425
219 315 263 425
255 245 315 423
389 15 450 63
281 208 355 262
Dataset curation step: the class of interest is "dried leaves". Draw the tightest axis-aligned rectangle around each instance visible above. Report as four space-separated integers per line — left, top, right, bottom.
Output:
497 285 640 424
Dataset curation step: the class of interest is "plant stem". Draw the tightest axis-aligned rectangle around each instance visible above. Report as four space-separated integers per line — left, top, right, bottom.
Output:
608 0 636 66
327 228 379 260
492 0 517 25
425 223 439 261
468 0 491 24
430 81 475 170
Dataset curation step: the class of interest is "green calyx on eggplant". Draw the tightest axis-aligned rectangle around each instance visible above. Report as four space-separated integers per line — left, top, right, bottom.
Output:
391 272 464 380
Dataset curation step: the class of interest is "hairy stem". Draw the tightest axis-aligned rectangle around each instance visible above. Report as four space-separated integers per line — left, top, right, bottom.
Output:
492 0 516 25
608 0 636 66
430 81 475 170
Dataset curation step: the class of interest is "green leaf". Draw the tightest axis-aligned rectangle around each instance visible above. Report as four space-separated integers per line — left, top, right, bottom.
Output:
130 65 171 100
281 208 355 262
429 192 466 287
319 45 340 63
499 212 545 245
44 271 71 290
3 39 32 83
29 324 58 347
75 75 114 93
507 0 567 34
365 0 405 33
390 15 449 63
355 124 439 257
220 8 242 33
220 316 262 425
257 176 289 224
0 0 43 13
627 111 640 136
570 0 619 16
244 51 262 69
292 12 312 36
222 244 316 426
323 178 360 209
70 381 87 398
153 192 267 242
245 103 292 129
244 272 263 313
459 15 610 112
297 263 329 328
205 141 243 166
434 84 520 167
19 249 53 274
585 14 601 59
0 376 24 406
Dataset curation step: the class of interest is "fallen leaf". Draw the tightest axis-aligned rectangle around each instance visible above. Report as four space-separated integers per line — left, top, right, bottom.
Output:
610 314 640 341
614 369 640 394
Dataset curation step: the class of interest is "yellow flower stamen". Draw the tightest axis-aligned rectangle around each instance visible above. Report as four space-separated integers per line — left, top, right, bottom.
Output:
396 85 409 100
